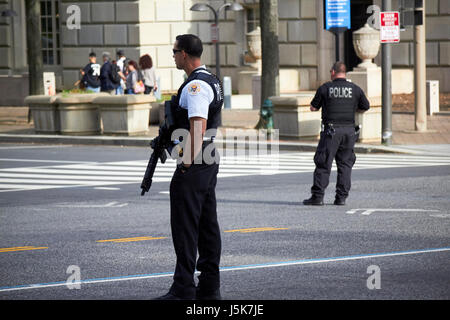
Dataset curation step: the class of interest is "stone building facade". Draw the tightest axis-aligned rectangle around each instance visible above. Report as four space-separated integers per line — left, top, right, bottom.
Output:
0 0 449 106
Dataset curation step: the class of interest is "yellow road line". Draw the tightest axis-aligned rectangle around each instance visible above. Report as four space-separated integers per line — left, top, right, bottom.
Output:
224 227 289 233
0 246 48 253
96 236 167 243
1 228 287 252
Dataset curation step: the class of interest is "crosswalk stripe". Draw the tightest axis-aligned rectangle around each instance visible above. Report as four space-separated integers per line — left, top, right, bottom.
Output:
0 152 449 193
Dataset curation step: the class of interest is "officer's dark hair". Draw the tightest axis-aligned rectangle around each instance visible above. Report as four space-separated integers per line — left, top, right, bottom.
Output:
175 34 203 58
89 52 96 58
331 61 346 74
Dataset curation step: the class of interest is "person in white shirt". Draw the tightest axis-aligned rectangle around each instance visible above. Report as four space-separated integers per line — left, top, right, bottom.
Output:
115 50 127 95
155 34 223 301
139 54 158 94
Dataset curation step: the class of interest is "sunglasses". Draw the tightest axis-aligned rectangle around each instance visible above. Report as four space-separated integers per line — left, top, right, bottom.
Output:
173 49 183 55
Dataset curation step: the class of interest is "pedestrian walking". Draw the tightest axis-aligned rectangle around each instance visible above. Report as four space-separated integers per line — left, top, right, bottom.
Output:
99 52 119 94
303 61 370 206
80 52 101 93
139 54 158 94
155 34 224 300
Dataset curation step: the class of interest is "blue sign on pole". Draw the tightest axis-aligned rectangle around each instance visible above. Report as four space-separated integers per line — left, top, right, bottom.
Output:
324 0 351 30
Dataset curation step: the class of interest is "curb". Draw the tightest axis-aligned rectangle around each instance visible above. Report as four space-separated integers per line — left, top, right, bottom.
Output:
0 133 416 154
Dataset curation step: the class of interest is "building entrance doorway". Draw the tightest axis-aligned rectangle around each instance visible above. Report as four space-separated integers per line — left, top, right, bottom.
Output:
345 0 374 71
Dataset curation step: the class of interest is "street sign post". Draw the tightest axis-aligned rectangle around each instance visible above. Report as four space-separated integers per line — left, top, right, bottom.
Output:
211 24 219 43
380 11 400 43
380 2 395 146
323 0 351 62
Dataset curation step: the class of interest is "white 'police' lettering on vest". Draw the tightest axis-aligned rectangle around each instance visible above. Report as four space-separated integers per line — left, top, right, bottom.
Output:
329 87 353 98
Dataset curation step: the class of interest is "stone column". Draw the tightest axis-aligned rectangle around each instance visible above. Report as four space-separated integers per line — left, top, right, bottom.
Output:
315 0 335 88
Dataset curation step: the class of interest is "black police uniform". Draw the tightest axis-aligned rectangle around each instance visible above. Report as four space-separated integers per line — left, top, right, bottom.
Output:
308 78 370 204
168 66 223 299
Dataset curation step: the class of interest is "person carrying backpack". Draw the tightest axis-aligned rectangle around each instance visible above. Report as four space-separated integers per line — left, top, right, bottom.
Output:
100 52 119 94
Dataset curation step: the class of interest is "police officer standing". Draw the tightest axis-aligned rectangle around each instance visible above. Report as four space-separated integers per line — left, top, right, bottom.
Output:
156 34 223 300
303 62 370 206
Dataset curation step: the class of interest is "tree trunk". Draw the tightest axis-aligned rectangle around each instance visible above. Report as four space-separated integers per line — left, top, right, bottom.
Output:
25 0 44 96
257 0 280 129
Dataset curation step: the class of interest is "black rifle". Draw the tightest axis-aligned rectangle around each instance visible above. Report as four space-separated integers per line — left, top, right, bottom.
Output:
140 98 176 196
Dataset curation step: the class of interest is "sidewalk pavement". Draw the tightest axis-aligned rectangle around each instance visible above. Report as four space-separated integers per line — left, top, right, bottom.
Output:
0 106 449 155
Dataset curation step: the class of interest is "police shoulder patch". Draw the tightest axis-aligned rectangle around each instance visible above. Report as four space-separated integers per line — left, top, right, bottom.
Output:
187 82 201 95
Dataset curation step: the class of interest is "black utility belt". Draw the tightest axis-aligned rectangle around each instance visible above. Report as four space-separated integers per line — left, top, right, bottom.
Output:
323 123 354 128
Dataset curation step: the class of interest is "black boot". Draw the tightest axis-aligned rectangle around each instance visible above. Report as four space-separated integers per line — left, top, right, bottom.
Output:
303 196 324 206
196 288 222 300
333 197 346 205
154 292 192 300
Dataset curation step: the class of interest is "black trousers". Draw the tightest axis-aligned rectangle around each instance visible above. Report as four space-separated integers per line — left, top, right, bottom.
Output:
144 85 153 94
169 157 221 298
311 126 357 200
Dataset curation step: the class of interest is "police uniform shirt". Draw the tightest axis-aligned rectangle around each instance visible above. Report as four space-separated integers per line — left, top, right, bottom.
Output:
179 66 214 120
310 78 370 125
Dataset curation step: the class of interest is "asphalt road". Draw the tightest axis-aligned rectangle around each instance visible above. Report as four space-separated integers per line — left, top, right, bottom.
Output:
0 144 449 301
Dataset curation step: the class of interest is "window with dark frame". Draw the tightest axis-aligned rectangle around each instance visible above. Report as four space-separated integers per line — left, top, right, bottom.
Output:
40 0 60 65
246 6 260 33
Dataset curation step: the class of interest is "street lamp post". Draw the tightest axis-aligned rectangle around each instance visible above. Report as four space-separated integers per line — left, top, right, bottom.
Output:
190 2 243 81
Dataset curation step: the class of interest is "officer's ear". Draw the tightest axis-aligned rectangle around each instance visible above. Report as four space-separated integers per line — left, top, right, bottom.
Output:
330 69 336 79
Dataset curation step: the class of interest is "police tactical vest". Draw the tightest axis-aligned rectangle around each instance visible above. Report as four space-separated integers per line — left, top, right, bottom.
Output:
174 67 224 131
322 79 359 125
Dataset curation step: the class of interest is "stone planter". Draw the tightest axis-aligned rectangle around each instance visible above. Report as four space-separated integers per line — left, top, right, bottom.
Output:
150 101 161 124
24 95 59 134
270 94 320 139
355 101 382 143
94 95 154 135
55 93 107 135
158 102 166 125
271 95 381 142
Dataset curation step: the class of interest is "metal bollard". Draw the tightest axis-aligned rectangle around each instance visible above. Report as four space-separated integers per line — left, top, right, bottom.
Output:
426 80 439 115
223 76 232 109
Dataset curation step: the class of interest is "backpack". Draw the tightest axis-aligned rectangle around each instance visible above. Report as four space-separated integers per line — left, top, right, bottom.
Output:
110 64 121 84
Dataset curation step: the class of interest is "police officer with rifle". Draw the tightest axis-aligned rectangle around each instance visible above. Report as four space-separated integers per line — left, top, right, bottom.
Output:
141 34 223 300
303 62 370 206
140 98 176 196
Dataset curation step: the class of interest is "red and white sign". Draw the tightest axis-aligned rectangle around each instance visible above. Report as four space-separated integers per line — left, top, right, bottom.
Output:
211 24 219 43
380 11 400 43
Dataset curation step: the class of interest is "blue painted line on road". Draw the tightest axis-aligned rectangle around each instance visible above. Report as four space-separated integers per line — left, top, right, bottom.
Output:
0 246 449 293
